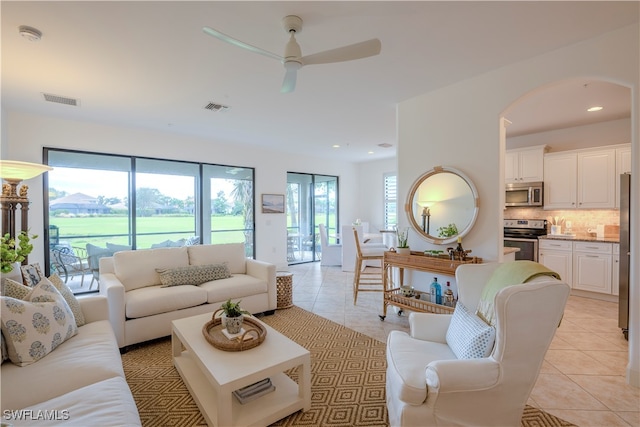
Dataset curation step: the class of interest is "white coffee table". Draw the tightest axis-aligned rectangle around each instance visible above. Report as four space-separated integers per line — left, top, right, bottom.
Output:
172 312 311 427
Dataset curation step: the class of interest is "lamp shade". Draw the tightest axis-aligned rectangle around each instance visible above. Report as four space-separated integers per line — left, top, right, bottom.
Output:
0 160 52 180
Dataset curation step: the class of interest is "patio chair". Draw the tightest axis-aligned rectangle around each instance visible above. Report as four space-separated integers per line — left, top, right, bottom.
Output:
50 246 90 287
86 243 115 289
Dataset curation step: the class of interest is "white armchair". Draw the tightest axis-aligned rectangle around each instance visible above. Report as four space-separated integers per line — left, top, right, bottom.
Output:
386 262 570 427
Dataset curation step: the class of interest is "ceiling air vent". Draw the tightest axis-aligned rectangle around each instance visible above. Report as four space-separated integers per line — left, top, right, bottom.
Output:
204 102 230 112
42 93 79 106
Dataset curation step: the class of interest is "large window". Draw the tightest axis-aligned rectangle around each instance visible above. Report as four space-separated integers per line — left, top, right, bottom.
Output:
286 173 338 264
45 149 254 293
383 173 397 229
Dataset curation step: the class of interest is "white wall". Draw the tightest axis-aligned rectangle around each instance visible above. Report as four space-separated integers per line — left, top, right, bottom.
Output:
3 110 361 270
356 157 397 232
398 24 639 386
507 117 631 152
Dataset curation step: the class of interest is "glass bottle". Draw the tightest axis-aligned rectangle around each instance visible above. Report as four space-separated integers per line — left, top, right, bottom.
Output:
444 281 454 306
430 277 442 305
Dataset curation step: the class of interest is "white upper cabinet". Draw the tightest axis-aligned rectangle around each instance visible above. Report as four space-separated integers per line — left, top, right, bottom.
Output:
505 145 547 183
544 147 617 210
577 148 616 209
616 145 632 208
544 152 577 209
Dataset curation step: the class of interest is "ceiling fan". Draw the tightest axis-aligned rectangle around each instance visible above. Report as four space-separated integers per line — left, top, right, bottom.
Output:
203 15 381 93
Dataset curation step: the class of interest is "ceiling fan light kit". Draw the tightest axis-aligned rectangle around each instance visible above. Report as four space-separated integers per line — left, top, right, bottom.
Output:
203 15 381 93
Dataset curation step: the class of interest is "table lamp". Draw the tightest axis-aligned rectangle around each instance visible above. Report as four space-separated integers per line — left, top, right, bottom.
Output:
0 160 53 263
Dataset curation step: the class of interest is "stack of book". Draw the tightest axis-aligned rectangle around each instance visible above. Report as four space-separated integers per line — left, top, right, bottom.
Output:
232 378 275 404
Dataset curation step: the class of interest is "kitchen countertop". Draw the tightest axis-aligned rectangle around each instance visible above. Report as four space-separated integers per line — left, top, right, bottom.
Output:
539 234 619 244
503 247 520 255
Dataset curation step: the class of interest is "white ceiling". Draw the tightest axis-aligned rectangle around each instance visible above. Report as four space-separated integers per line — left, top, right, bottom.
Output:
1 1 637 162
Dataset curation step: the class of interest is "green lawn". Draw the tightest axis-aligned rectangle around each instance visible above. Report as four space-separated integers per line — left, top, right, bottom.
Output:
50 215 250 249
50 213 337 249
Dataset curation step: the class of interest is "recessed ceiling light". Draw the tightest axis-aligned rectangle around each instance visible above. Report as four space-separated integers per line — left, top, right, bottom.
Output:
587 106 603 112
368 151 374 154
332 145 340 148
18 25 42 42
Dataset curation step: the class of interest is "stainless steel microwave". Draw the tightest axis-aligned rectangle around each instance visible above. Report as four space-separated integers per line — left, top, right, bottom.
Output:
505 182 543 207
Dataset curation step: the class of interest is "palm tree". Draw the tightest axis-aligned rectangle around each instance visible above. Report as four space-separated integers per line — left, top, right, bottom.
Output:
230 179 253 254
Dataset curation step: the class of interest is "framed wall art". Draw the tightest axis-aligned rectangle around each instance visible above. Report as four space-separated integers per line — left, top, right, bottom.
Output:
261 194 285 214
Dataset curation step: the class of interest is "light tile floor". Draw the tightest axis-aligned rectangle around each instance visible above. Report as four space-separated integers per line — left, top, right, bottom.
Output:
287 262 639 427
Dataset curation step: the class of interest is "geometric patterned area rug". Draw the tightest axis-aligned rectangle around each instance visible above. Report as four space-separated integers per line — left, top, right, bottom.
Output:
121 306 575 426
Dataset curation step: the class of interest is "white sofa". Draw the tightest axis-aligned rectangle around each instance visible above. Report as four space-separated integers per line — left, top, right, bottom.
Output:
99 243 277 349
1 295 141 426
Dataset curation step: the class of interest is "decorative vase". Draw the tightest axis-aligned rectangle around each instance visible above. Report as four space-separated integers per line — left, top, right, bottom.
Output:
1 262 23 284
396 247 411 255
222 313 244 334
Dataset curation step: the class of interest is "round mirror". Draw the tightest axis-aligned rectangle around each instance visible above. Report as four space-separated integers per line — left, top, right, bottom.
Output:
405 166 479 245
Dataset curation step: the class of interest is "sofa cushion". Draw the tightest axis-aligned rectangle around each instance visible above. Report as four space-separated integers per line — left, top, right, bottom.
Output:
188 243 246 274
157 263 231 287
446 302 495 359
199 274 268 304
151 238 186 248
1 278 78 366
386 330 456 405
48 274 87 327
0 319 124 411
20 376 141 426
113 246 189 291
125 284 208 318
106 242 132 253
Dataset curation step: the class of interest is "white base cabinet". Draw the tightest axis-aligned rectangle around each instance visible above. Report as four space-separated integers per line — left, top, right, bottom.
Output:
539 240 617 296
538 240 572 286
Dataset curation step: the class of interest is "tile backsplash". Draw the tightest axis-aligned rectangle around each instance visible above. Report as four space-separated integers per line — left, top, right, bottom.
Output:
504 208 619 235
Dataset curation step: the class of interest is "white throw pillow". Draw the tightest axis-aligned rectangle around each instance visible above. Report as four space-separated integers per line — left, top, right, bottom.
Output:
446 302 496 359
0 278 78 366
48 274 86 327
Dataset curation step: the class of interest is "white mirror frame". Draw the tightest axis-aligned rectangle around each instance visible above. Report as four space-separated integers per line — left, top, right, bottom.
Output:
405 165 479 245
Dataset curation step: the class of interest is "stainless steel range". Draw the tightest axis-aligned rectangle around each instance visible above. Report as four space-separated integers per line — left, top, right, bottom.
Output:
503 219 548 262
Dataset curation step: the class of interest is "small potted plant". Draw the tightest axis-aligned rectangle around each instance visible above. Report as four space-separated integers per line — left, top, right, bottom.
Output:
395 227 410 254
220 299 250 334
1 231 35 274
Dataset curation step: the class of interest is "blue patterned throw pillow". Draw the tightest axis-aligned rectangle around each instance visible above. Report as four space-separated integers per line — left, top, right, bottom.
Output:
0 278 78 366
445 302 496 359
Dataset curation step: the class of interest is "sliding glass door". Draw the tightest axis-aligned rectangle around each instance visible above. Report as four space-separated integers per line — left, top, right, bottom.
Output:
286 172 338 264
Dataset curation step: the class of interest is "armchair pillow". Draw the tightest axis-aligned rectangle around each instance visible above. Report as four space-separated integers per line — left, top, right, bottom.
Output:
446 302 495 359
157 263 231 287
0 278 78 366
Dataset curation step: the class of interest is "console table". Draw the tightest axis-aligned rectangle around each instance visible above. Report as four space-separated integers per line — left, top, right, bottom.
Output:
380 251 482 319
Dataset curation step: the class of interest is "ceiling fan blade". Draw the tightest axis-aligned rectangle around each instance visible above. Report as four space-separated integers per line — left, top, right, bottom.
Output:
203 26 283 62
281 66 298 94
301 38 381 66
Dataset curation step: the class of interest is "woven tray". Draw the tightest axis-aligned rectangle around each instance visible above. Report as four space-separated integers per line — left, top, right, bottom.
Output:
202 310 267 352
